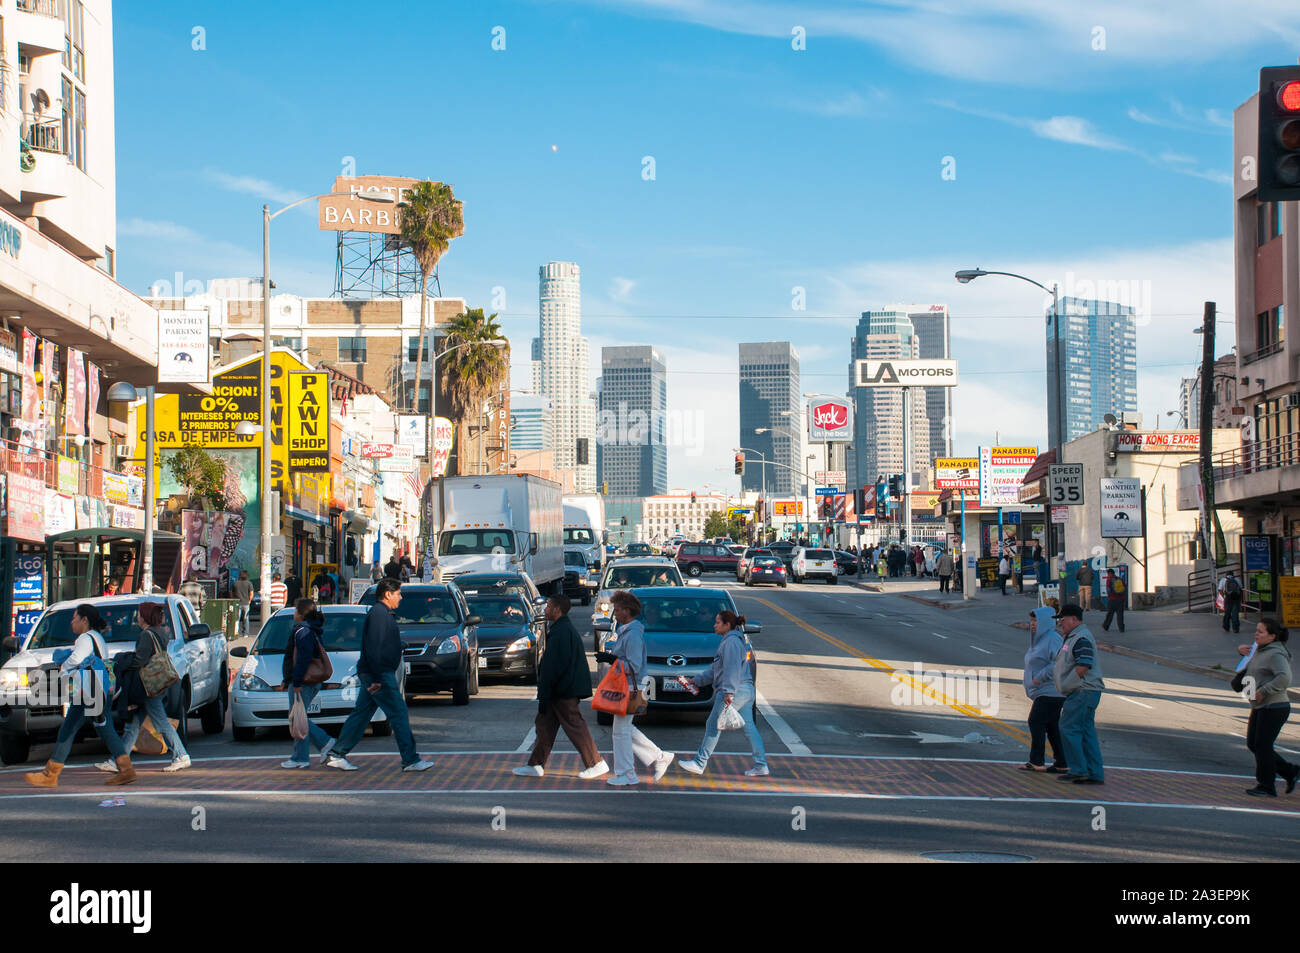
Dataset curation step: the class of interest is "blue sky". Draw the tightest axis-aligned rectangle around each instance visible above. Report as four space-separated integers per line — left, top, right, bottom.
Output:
114 1 1300 491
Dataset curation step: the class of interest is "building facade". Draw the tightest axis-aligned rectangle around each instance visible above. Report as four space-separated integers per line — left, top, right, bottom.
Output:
1179 354 1242 431
738 341 800 496
640 491 729 542
908 303 953 461
532 261 596 492
1046 296 1138 447
597 345 667 497
509 393 553 451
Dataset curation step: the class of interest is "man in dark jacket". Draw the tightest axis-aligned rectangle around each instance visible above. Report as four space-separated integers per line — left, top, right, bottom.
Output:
324 578 434 773
513 594 608 779
509 595 605 780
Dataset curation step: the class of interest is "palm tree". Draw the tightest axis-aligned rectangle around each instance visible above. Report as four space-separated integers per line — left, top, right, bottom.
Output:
440 308 509 475
397 181 464 415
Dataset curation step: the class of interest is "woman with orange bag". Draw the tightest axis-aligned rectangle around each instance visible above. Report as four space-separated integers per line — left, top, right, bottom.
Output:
594 590 673 786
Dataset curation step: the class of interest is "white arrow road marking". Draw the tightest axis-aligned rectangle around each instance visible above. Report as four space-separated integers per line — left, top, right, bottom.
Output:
1114 695 1154 710
755 689 811 755
855 731 972 744
515 727 537 754
970 646 993 655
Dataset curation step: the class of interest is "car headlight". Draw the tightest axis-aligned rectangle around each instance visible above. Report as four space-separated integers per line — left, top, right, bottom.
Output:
597 601 612 614
436 635 462 655
0 668 28 691
238 672 275 692
507 636 533 653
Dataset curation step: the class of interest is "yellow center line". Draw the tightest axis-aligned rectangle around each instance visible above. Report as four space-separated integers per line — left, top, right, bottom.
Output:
737 594 1031 745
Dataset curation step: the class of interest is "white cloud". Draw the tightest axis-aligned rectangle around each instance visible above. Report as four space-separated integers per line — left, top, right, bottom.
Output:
118 218 204 242
205 170 309 207
610 277 637 301
1029 115 1128 150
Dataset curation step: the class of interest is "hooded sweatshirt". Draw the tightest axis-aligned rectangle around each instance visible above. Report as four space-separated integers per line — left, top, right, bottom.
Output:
284 614 326 687
695 629 757 697
1024 607 1064 700
1244 640 1292 709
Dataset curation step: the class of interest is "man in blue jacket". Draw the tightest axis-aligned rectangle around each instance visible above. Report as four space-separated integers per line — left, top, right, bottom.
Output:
325 578 434 773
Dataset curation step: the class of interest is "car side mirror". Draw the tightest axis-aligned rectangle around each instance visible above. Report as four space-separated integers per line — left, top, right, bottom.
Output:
465 616 482 627
186 623 211 642
530 533 539 555
229 645 248 658
593 618 613 632
744 621 762 635
534 596 547 605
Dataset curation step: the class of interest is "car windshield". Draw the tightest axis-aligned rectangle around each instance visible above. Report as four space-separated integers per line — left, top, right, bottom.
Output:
252 612 367 654
744 549 770 558
27 601 176 650
456 578 527 600
466 596 530 624
439 530 516 556
753 557 783 568
564 528 594 545
564 551 587 567
391 593 460 624
628 544 651 554
602 566 680 589
807 550 833 559
639 596 732 632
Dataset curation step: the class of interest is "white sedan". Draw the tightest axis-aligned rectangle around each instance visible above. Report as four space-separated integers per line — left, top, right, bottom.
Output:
229 605 402 742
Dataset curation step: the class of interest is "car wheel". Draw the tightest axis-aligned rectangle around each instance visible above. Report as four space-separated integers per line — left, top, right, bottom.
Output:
170 682 191 748
198 687 226 735
371 719 392 737
453 667 471 705
829 575 838 585
688 563 703 577
232 724 256 743
596 711 613 727
0 732 30 765
781 581 788 588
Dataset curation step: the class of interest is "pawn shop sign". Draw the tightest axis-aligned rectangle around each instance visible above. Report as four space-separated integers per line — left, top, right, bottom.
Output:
287 372 330 472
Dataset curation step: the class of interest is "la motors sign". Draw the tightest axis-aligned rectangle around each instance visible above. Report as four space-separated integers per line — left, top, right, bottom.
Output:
808 397 853 443
855 359 959 388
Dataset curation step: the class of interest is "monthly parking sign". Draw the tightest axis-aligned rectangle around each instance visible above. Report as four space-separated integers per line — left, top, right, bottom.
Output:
1100 477 1143 538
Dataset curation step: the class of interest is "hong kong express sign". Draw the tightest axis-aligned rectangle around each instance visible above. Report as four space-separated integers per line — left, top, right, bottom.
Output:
807 396 853 443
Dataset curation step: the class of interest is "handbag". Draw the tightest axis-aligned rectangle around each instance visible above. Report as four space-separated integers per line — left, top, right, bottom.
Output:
288 631 333 686
592 660 648 717
289 691 309 741
139 631 181 698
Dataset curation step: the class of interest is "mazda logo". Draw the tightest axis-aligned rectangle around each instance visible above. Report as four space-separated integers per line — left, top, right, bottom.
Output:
667 655 686 666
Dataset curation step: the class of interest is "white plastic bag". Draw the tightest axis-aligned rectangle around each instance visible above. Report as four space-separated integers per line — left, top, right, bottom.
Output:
289 692 309 741
717 703 745 731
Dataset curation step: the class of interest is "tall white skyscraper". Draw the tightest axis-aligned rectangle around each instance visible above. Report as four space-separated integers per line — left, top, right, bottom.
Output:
532 262 597 491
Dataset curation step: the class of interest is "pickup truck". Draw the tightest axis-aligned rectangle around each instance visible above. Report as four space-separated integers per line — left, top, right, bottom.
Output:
0 594 228 764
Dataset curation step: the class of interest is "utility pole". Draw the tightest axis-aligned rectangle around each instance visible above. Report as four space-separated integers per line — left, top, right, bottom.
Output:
1198 301 1226 564
902 386 912 545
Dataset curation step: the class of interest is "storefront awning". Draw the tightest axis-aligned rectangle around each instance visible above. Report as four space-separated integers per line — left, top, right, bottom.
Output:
287 505 330 526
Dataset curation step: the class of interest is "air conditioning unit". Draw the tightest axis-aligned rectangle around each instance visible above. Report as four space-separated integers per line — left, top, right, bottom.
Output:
1284 394 1300 410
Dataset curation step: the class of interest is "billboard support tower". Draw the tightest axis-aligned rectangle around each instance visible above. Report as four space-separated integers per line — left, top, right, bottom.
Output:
334 231 434 299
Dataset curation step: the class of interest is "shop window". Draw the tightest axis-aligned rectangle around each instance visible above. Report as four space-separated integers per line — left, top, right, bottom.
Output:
338 337 366 363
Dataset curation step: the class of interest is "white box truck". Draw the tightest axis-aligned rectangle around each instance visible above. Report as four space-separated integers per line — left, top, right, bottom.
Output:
562 493 606 573
430 475 564 591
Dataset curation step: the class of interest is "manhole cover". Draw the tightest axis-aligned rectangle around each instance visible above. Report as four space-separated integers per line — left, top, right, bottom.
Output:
919 850 1034 863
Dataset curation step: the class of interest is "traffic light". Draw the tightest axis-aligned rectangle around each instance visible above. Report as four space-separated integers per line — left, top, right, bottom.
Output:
576 438 589 466
734 453 744 475
888 475 901 499
690 492 696 504
601 480 608 495
855 487 866 513
1259 66 1300 201
621 515 628 526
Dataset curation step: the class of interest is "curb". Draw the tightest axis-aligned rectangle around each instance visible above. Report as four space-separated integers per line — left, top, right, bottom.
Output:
900 593 974 611
1092 640 1233 682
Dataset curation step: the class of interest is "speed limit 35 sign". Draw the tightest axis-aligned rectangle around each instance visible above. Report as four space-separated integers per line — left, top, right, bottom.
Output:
1049 463 1084 505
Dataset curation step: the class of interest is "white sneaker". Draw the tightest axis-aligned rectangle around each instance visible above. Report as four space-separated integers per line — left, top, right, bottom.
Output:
325 755 359 772
744 765 770 777
652 752 675 782
578 760 609 780
678 758 706 775
93 759 118 774
280 760 311 769
513 764 544 777
403 759 435 772
162 755 191 773
606 775 639 786
318 738 336 765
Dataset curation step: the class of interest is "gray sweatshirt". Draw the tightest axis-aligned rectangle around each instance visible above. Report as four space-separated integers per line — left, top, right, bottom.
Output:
1024 607 1064 700
695 630 756 696
610 617 647 684
1244 640 1293 709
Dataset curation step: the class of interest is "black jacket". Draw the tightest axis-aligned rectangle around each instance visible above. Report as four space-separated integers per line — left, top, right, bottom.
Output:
359 602 402 681
536 615 592 703
283 616 325 687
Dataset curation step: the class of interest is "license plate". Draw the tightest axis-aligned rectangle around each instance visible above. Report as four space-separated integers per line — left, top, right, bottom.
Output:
404 661 411 674
813 562 825 568
661 677 689 693
306 697 322 715
478 656 487 669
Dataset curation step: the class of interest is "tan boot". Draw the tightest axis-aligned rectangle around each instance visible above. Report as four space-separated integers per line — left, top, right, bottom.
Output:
23 761 63 788
104 754 136 786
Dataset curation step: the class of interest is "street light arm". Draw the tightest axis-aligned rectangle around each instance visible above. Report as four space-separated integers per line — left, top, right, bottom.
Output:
268 188 396 222
957 269 1053 295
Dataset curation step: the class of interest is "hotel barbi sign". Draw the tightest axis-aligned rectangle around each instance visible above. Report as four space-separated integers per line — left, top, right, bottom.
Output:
318 176 420 234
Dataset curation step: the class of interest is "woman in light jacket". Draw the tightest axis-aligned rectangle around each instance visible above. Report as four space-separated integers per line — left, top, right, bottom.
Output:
26 604 136 787
1236 619 1297 797
678 610 767 777
279 598 335 769
1020 607 1067 773
594 590 673 786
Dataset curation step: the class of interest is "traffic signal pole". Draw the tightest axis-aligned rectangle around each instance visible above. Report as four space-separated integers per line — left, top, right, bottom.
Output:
902 386 913 545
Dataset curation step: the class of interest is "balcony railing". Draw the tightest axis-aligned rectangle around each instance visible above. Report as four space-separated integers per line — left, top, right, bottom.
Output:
16 0 63 18
1206 430 1300 485
1242 340 1283 365
21 116 62 155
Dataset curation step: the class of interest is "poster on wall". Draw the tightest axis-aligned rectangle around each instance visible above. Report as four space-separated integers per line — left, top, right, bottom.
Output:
64 348 86 437
19 329 37 424
5 472 44 542
163 448 259 580
1100 477 1143 538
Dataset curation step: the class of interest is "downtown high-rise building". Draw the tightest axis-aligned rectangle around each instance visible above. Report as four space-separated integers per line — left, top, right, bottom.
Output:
908 304 953 462
738 342 800 496
846 309 932 493
531 262 597 491
1046 296 1137 447
597 346 668 496
510 394 554 451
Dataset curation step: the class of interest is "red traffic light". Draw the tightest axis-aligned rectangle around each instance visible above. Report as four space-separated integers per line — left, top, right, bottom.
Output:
1280 81 1300 113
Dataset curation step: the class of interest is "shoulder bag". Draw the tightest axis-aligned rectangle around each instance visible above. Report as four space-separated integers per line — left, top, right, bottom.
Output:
302 633 333 686
139 630 181 698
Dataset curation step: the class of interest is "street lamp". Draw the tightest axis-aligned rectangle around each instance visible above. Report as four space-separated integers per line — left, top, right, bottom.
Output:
259 188 395 608
108 381 155 592
735 445 768 539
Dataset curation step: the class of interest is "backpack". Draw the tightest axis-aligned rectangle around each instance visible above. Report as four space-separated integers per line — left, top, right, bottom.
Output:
1224 576 1242 597
1112 576 1126 594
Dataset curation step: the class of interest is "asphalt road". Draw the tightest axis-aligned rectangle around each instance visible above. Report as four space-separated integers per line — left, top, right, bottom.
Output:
4 575 1299 862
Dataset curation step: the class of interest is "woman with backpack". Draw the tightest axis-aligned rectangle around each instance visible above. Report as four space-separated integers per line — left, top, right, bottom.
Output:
279 597 335 769
26 604 136 787
677 610 768 777
101 602 190 774
1220 570 1243 635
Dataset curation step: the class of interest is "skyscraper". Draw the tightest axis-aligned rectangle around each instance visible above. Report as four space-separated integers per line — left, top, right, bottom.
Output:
1046 296 1137 446
908 304 953 462
510 394 554 451
598 346 668 496
532 262 597 491
846 310 932 493
738 342 800 496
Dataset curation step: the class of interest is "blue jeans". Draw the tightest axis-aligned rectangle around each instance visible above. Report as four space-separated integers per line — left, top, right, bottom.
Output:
694 682 766 768
290 683 332 763
333 670 418 766
1059 690 1103 780
120 694 189 760
1223 596 1241 633
50 704 127 764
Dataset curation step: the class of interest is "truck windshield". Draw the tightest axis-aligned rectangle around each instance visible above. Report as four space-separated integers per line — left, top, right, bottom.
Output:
564 528 594 545
439 530 516 556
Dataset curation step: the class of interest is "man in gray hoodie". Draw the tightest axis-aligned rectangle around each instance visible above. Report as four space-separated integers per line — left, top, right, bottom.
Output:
1052 604 1105 784
1021 607 1067 772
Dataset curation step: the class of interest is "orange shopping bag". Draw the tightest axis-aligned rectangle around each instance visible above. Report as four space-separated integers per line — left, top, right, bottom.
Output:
591 660 646 716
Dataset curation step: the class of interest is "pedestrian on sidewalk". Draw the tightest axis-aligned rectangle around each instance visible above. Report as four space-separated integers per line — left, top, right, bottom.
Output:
1052 604 1105 784
1020 607 1067 774
1235 619 1297 798
1220 570 1243 635
268 572 288 617
233 569 254 636
179 574 206 614
26 604 136 788
594 590 673 786
998 554 1011 595
514 594 609 780
284 570 302 606
1101 572 1127 633
278 598 334 769
1075 561 1094 612
936 550 955 594
111 602 190 774
324 578 434 773
678 610 768 778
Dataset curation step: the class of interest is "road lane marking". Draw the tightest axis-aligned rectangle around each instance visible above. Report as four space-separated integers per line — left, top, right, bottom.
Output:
970 646 993 655
515 727 537 754
932 632 948 639
735 594 1030 745
1114 696 1154 710
754 689 812 755
898 622 913 627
